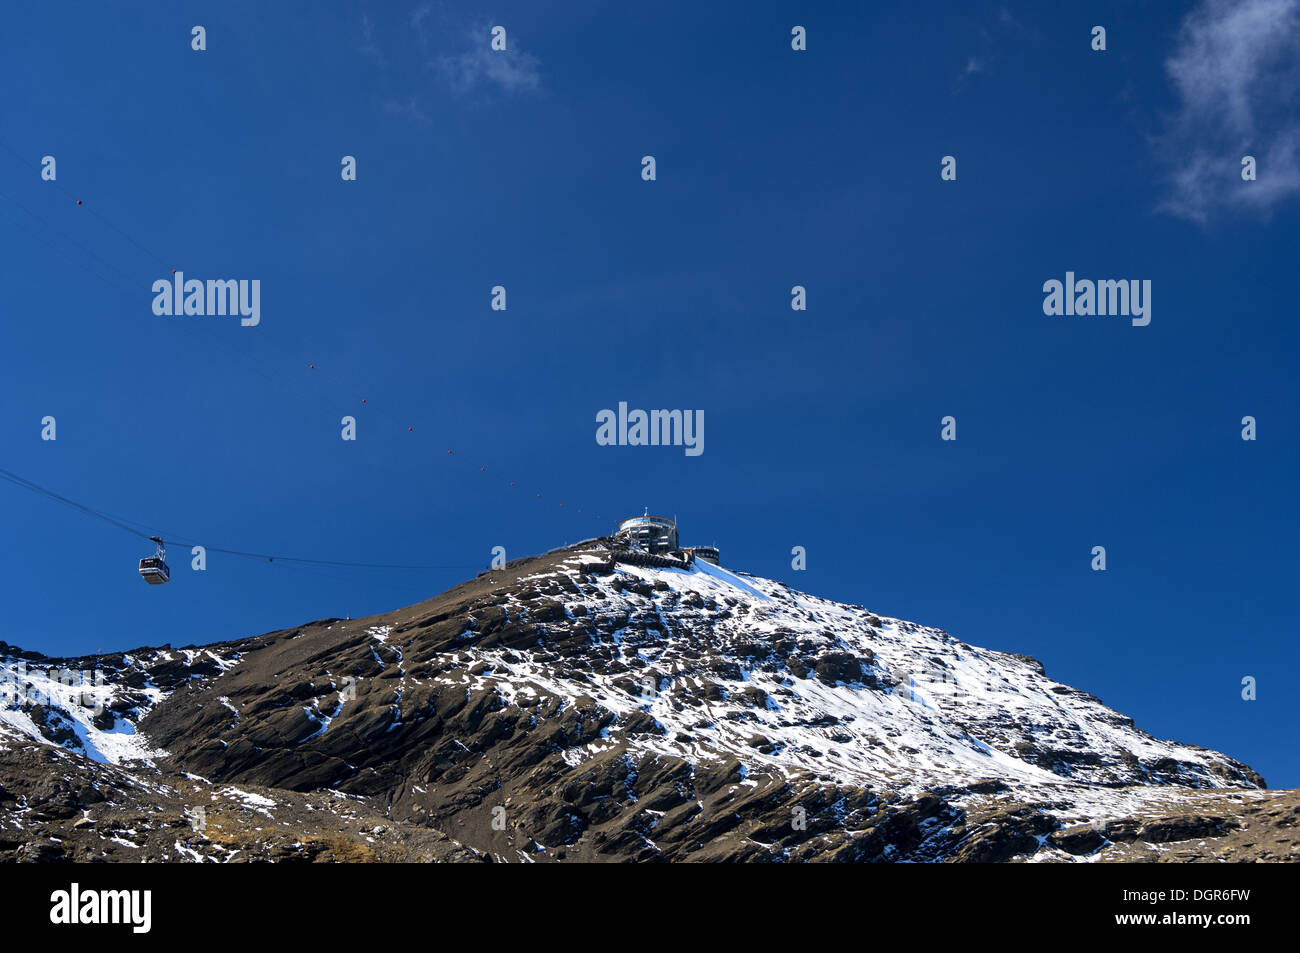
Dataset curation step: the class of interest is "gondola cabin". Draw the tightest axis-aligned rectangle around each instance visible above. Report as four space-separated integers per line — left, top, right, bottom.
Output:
139 537 170 585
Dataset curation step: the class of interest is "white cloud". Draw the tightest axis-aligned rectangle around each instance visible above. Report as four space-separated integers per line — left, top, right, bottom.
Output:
382 95 430 125
956 8 1032 87
1159 0 1300 221
372 8 542 99
409 3 434 53
437 28 541 96
359 14 385 65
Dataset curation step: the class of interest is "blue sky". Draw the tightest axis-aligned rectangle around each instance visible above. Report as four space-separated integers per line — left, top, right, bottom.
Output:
1 1 1297 786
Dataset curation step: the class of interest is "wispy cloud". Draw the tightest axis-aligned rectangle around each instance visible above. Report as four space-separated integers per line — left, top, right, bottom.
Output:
956 7 1029 87
409 3 435 54
1158 0 1300 221
359 14 385 66
382 95 429 125
363 6 541 107
436 25 542 96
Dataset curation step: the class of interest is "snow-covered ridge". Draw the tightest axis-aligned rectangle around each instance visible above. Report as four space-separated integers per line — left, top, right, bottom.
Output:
0 546 1260 839
425 550 1260 823
0 646 239 765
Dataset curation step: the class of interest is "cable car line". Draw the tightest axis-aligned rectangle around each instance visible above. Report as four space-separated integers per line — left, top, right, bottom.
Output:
0 466 478 573
0 138 172 273
0 467 153 538
0 185 143 297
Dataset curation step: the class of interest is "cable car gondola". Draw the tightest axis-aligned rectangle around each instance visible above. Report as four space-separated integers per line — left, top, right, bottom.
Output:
139 536 170 585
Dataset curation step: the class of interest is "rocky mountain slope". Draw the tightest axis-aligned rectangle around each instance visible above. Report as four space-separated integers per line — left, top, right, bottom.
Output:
2 541 1295 862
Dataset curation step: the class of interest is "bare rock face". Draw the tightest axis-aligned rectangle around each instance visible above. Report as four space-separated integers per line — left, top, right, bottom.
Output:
0 541 1289 862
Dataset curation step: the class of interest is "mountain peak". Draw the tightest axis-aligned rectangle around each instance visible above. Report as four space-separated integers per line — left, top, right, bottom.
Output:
0 541 1287 862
